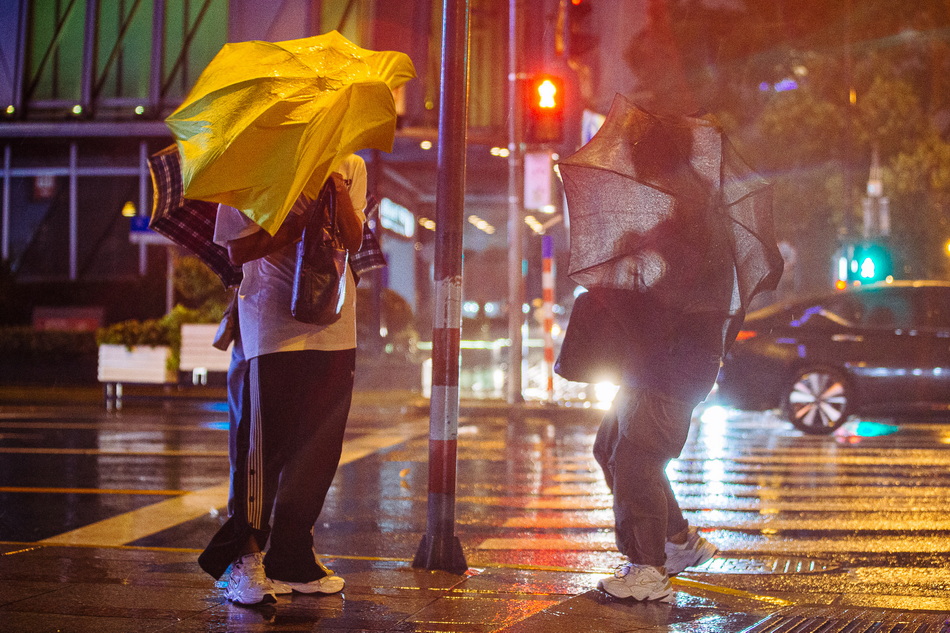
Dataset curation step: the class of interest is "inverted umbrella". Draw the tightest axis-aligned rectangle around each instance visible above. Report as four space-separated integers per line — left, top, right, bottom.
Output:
148 144 243 288
165 30 416 235
559 94 783 329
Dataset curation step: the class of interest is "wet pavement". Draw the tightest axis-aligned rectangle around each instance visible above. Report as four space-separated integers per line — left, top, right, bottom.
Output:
1 385 950 631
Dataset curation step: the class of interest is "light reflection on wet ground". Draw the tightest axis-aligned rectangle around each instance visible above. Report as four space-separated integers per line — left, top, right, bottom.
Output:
2 394 950 628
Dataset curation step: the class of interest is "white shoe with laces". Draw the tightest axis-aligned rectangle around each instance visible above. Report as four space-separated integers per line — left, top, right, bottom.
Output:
268 551 345 595
597 563 674 602
225 552 276 605
664 526 718 575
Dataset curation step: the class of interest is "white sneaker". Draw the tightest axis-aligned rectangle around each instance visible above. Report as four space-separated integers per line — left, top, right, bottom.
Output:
269 551 345 595
225 552 276 605
597 563 674 602
270 574 345 595
664 526 718 575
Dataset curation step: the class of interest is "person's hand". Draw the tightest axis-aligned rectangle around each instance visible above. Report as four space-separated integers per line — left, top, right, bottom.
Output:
329 172 348 195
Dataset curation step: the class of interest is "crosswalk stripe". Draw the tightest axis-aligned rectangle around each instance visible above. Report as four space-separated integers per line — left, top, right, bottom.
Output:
0 447 227 457
498 514 950 531
38 430 422 547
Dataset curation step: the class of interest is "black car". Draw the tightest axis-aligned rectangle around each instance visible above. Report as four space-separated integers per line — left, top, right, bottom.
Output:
715 280 950 434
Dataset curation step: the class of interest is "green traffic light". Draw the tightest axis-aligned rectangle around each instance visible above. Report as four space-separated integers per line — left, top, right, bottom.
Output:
848 242 892 283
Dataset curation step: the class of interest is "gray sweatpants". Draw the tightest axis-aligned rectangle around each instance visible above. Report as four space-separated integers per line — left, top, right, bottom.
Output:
593 387 694 567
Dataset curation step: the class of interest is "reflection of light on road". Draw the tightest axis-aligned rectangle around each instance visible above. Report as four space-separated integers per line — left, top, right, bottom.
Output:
698 405 729 460
834 419 899 444
701 458 727 500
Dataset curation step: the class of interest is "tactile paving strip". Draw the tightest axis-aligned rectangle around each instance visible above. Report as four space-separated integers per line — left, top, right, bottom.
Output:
701 556 841 575
741 606 950 633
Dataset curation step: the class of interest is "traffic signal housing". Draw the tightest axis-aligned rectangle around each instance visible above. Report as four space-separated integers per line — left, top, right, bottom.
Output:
843 241 893 284
567 0 597 58
524 74 565 145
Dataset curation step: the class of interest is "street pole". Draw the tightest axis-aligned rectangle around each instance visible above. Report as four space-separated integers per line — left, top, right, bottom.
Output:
506 0 525 404
541 234 555 402
412 0 470 574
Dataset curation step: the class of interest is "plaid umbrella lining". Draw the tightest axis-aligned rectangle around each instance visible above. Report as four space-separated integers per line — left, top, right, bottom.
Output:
148 146 386 289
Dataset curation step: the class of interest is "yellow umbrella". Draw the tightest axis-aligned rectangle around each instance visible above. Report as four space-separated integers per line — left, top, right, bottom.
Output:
165 31 416 235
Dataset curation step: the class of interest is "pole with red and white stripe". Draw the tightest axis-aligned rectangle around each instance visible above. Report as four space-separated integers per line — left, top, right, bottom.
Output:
413 0 469 574
541 234 555 402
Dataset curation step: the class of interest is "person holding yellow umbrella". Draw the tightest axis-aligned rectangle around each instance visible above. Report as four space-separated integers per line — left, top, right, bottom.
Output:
165 31 415 606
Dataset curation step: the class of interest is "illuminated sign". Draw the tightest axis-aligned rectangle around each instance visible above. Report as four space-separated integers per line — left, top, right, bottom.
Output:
380 198 415 238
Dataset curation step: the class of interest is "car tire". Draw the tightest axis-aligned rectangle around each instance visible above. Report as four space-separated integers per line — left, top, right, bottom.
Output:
783 367 851 435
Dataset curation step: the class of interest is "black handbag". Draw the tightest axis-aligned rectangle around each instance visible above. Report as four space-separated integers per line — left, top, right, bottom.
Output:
554 290 626 384
291 181 349 325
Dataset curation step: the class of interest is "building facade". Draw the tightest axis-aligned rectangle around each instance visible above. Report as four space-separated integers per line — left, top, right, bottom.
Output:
0 0 532 326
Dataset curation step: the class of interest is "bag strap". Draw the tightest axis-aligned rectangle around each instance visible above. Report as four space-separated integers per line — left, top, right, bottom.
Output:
302 178 340 243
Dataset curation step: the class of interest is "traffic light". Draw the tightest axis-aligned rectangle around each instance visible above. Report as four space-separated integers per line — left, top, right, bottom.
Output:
567 0 597 58
843 242 893 284
524 74 565 145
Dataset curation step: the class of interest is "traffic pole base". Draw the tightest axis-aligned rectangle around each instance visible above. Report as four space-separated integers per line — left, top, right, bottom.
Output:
412 534 468 575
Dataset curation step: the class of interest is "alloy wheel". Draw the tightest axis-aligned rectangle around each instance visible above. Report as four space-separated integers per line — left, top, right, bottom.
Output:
785 368 850 434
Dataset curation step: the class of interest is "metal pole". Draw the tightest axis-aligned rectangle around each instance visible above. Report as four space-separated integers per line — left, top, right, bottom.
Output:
148 0 165 116
541 234 555 402
2 145 10 261
138 140 148 276
506 0 524 404
69 142 78 280
12 0 29 114
166 246 177 313
843 0 854 238
80 0 99 116
412 0 470 574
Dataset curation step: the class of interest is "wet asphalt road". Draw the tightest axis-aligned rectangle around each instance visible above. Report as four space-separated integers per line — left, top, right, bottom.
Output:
1 389 950 618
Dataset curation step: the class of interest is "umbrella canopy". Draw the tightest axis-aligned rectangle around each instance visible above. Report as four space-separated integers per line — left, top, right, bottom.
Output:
148 144 243 288
559 94 783 320
165 31 416 235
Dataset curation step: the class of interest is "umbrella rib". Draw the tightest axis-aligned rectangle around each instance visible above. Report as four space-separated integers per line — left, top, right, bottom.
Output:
562 164 687 200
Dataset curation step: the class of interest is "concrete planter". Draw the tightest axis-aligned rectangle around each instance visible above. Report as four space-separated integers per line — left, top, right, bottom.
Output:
97 344 176 384
179 324 230 384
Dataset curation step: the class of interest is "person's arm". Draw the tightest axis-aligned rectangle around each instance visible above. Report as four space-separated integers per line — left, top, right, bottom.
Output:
330 172 363 253
224 210 308 266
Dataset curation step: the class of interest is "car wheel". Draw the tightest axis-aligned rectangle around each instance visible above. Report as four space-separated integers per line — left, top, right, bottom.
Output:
784 367 851 435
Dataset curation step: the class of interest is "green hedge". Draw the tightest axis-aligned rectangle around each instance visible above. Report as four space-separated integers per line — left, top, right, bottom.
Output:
0 327 97 357
95 304 225 371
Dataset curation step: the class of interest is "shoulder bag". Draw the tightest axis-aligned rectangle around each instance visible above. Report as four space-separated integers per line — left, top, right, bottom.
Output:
291 180 348 325
554 289 626 384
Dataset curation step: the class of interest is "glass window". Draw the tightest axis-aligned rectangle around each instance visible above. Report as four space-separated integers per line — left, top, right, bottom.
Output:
162 0 229 102
856 288 914 329
27 1 88 102
95 1 155 101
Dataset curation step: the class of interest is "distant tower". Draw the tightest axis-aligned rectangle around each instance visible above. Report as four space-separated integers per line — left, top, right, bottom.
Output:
862 146 890 238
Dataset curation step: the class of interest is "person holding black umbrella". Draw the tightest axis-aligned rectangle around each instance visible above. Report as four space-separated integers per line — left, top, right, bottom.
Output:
556 96 783 602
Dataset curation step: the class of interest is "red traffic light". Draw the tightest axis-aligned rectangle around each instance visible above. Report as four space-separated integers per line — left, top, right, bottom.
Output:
531 76 561 112
524 75 565 144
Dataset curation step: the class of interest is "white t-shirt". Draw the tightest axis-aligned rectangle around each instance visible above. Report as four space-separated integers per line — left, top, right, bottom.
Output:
214 154 367 359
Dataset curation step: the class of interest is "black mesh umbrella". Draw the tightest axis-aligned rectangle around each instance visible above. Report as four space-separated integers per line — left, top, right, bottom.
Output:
559 94 783 333
148 145 243 288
